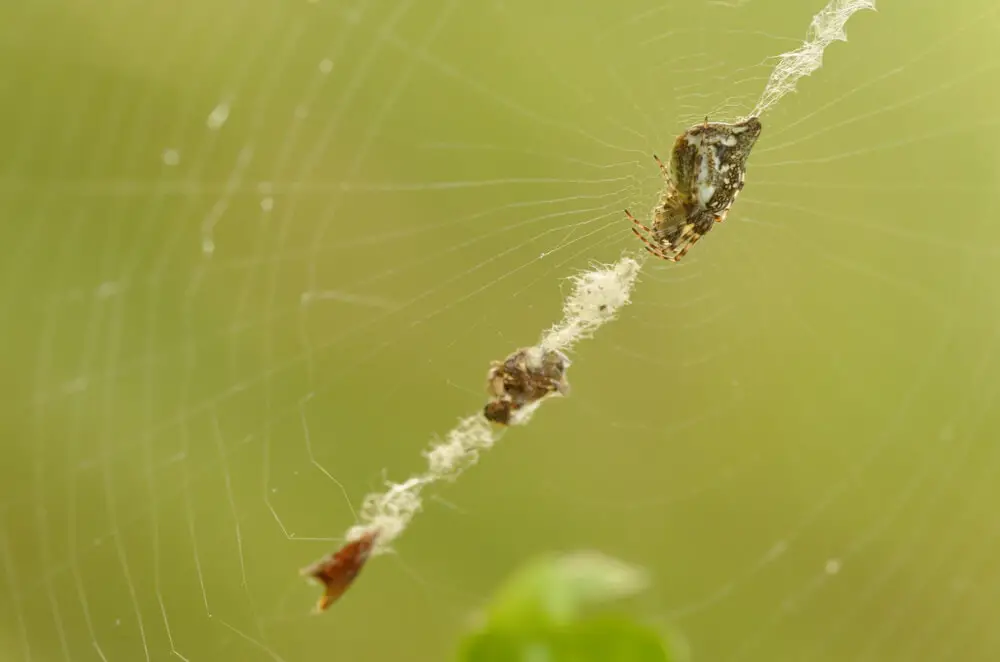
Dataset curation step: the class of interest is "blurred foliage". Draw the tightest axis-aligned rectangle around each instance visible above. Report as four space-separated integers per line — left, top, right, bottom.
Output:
458 552 673 662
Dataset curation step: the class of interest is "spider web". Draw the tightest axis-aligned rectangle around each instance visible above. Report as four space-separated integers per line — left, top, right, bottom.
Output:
3 1 1000 661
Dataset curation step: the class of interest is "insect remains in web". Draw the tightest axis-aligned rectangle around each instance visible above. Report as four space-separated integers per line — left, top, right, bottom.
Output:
483 347 571 425
626 115 762 262
301 529 378 613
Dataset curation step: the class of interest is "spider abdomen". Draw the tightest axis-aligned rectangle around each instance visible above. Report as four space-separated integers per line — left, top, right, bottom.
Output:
626 115 762 262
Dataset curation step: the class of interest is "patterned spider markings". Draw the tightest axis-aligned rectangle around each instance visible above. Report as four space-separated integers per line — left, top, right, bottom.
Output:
627 116 762 262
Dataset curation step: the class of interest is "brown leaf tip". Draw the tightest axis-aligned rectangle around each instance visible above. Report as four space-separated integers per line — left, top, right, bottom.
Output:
301 529 379 613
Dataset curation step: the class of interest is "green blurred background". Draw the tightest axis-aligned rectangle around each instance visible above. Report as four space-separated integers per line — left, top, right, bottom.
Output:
2 1 1000 661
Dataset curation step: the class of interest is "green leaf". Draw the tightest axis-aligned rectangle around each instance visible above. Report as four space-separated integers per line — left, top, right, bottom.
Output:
457 552 672 662
460 616 672 662
486 551 650 630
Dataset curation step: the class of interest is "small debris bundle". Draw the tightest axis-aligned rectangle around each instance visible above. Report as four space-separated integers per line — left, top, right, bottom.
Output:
482 347 571 425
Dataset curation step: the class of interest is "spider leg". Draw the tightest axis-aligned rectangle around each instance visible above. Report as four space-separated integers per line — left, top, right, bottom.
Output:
625 209 684 262
624 209 655 235
636 236 678 261
653 154 669 181
629 224 679 262
673 234 701 261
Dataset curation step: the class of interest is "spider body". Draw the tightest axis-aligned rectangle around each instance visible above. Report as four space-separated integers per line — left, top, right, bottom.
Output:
628 116 762 261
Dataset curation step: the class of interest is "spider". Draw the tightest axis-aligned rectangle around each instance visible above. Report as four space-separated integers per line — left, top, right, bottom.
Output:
627 116 762 262
483 347 570 425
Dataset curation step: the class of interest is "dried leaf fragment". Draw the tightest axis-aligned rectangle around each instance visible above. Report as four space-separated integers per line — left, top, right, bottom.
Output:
301 529 378 613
